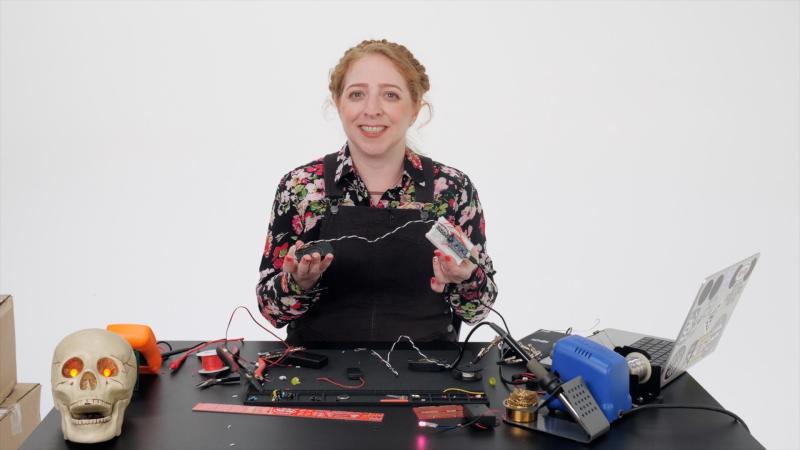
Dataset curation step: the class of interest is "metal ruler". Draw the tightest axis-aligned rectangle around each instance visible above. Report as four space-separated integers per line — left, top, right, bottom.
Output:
192 402 384 423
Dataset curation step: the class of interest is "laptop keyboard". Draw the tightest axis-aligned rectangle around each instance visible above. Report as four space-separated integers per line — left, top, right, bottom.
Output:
631 336 675 367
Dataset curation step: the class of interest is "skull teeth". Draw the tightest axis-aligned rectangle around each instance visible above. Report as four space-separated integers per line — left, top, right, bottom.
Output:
68 398 112 409
68 398 113 422
70 415 112 425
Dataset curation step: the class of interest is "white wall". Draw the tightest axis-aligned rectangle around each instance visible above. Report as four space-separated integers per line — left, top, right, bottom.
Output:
1 1 797 448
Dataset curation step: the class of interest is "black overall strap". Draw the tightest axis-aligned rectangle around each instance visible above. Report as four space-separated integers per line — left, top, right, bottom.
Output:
416 156 435 204
323 152 344 200
287 151 455 344
326 151 435 204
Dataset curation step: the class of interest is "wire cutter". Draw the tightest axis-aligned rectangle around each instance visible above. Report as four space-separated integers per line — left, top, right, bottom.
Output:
195 374 241 390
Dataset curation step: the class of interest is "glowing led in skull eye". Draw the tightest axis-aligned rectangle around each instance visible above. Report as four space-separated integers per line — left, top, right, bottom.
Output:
61 357 84 378
97 357 119 377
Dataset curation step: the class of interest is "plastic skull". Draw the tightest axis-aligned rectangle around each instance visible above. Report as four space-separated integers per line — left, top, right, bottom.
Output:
51 329 137 443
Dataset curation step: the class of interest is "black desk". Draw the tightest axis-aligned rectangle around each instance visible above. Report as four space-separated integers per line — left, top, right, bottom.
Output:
22 341 763 450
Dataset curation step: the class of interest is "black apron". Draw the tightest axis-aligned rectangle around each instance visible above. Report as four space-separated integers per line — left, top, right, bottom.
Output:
286 152 457 344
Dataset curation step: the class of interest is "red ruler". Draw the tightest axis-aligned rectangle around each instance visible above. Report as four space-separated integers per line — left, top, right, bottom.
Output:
193 402 384 423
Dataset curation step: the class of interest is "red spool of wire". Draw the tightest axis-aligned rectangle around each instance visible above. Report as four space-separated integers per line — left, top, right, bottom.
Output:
197 349 228 375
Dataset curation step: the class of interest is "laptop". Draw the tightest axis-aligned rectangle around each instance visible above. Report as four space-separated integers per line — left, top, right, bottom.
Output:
588 253 759 388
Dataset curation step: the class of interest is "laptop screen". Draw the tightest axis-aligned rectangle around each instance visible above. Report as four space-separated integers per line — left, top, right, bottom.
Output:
661 253 759 384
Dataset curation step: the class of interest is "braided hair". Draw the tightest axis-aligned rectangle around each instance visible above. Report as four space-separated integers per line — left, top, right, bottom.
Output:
329 39 431 108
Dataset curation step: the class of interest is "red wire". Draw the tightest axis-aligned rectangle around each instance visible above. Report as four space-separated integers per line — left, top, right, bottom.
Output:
316 377 365 389
264 349 293 367
225 305 291 349
169 337 244 371
220 305 302 376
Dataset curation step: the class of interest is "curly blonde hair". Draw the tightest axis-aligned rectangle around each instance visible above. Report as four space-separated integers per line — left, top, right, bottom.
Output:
329 39 431 109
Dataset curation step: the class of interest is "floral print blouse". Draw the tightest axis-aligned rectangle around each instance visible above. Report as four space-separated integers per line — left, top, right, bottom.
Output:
256 144 498 329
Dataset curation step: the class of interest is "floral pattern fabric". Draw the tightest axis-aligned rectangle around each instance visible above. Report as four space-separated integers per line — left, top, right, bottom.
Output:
256 144 498 328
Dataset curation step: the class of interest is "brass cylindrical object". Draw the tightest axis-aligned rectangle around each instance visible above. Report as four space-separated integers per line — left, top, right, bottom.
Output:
503 389 539 423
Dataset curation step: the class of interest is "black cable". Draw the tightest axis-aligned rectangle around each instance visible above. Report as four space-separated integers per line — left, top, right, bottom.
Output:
156 340 173 352
436 416 484 432
448 321 496 369
497 364 535 391
619 404 749 432
161 342 207 358
497 364 515 391
485 305 510 335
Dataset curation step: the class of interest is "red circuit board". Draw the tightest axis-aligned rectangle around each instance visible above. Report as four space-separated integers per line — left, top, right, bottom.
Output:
193 402 384 423
413 405 464 420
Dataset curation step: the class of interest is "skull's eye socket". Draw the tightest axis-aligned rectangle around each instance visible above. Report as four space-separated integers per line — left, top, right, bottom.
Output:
61 357 84 378
97 357 118 377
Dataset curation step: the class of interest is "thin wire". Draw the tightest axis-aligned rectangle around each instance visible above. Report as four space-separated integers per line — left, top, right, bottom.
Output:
435 416 484 432
443 387 485 395
303 219 435 247
223 305 295 373
561 318 601 335
357 348 398 377
225 305 291 350
316 376 365 389
359 335 451 376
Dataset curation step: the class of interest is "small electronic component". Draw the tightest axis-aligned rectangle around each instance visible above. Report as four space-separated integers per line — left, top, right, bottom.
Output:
295 241 335 260
281 351 329 369
463 404 500 429
346 367 363 380
425 217 477 265
452 368 482 382
419 404 498 431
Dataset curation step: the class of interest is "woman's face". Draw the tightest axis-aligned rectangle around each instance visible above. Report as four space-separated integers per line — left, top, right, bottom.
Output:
337 53 420 160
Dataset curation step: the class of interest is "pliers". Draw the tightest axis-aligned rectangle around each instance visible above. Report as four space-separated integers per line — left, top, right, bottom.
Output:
195 374 241 390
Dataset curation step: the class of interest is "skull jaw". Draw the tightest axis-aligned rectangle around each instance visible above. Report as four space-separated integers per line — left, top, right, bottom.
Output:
59 398 131 443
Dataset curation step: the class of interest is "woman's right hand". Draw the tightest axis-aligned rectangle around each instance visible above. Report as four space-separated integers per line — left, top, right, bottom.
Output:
282 240 335 291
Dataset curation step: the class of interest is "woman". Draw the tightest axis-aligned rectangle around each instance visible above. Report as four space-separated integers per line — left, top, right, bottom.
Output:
256 39 497 344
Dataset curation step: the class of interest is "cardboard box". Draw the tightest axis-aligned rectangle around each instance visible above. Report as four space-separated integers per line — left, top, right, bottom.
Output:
0 384 41 450
0 296 16 403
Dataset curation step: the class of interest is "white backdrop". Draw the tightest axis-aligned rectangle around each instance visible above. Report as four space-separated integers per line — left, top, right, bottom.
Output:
1 1 798 449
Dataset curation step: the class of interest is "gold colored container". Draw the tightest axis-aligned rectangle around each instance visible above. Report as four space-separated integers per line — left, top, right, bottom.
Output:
503 389 539 423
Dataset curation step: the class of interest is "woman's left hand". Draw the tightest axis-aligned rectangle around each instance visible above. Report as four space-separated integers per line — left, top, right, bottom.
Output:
430 246 479 293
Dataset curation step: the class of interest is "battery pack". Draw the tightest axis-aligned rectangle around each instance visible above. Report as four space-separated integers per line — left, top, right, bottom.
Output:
283 351 328 369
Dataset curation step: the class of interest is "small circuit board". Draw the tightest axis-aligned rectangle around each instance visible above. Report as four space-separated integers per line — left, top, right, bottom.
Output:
425 217 475 265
